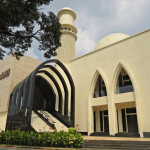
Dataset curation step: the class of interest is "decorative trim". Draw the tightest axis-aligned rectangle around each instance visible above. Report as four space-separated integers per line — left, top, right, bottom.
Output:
0 69 10 80
57 9 76 20
61 24 77 34
61 30 77 41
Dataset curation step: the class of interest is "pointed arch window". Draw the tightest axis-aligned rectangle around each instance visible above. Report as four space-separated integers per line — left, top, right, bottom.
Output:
115 68 134 94
93 75 107 98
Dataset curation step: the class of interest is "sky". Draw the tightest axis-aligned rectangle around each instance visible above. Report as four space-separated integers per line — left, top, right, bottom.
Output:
2 0 150 62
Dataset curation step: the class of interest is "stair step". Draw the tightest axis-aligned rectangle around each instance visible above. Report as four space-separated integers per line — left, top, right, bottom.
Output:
84 143 150 147
83 142 150 146
90 132 140 137
84 140 150 144
82 146 148 150
83 140 150 150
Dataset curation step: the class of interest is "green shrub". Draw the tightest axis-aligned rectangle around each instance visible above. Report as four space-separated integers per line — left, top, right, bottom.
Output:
59 130 70 147
0 127 83 148
68 127 76 134
0 130 5 144
68 127 84 148
74 132 83 148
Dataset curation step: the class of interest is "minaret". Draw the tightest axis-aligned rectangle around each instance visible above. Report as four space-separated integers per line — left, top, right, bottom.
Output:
55 7 77 64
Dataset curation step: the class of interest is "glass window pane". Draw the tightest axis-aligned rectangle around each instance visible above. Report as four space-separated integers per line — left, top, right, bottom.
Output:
123 75 130 80
126 107 136 114
10 94 13 103
121 109 126 132
102 81 105 85
100 111 103 131
124 81 132 86
103 110 108 115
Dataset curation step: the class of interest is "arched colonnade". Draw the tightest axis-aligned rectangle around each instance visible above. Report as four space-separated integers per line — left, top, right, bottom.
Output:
87 61 143 137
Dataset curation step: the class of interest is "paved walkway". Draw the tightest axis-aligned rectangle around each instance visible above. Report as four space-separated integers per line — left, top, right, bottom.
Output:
0 148 114 150
0 146 80 150
0 148 112 150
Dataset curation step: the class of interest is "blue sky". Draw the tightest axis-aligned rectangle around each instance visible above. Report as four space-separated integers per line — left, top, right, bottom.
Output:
2 0 150 62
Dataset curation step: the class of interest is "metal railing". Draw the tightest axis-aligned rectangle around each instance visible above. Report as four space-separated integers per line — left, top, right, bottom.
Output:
93 90 107 98
115 85 134 94
33 106 55 124
39 109 55 124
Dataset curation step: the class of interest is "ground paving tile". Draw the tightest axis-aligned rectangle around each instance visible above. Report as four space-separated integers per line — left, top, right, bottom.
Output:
0 148 117 150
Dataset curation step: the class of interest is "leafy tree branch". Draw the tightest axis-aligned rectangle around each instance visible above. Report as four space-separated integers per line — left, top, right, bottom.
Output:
0 0 62 60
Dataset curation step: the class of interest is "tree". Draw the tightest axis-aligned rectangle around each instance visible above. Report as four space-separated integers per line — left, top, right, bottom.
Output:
0 0 62 60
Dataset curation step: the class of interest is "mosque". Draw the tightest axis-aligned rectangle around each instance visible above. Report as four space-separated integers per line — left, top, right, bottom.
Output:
0 7 150 138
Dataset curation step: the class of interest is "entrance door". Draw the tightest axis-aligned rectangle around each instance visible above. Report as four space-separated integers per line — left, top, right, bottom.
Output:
99 110 109 133
127 115 138 133
93 111 96 131
121 107 138 133
104 116 109 132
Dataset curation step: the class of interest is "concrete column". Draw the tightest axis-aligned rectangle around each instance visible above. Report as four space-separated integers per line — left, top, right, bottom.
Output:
108 95 118 135
90 107 94 133
87 104 91 136
96 110 100 132
118 109 123 132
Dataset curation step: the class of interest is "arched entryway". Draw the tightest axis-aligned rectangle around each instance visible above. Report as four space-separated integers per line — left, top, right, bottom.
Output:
6 59 75 132
33 75 56 112
111 62 143 137
88 69 109 136
114 66 139 135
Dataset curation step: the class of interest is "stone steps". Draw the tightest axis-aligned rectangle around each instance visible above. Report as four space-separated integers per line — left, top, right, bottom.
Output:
90 132 140 137
90 132 109 136
83 140 150 150
82 146 148 150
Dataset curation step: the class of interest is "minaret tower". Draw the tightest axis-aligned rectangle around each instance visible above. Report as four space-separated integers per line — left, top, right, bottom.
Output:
55 7 77 64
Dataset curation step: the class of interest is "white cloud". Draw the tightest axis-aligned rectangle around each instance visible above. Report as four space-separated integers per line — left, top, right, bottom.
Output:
115 0 150 27
74 0 150 58
75 10 101 57
25 48 38 60
76 29 96 57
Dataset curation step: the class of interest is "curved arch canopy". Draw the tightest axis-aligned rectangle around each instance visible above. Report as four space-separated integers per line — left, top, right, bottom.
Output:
7 59 75 131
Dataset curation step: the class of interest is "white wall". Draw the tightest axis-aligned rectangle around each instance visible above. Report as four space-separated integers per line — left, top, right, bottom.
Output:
0 111 8 131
